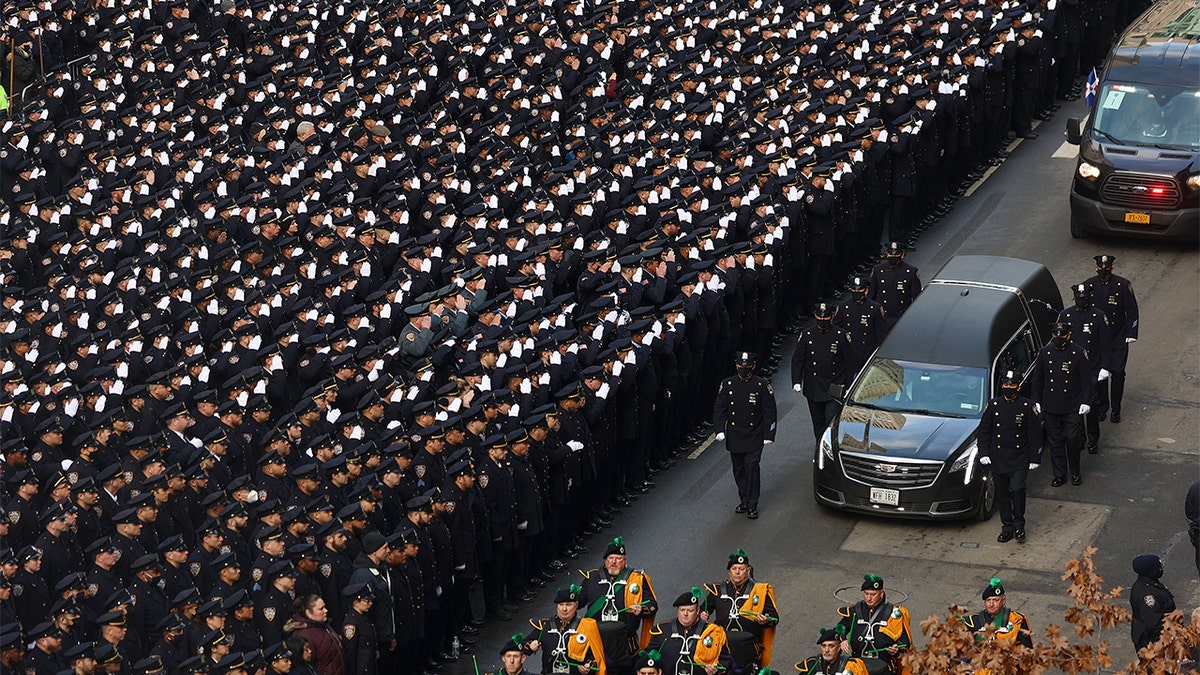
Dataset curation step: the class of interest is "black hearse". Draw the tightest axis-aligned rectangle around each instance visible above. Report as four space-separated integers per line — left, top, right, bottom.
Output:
813 256 1063 520
1066 0 1200 240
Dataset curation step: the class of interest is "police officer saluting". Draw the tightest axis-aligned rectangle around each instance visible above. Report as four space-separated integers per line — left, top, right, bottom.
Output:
868 243 921 331
978 371 1043 543
1030 323 1091 487
1085 255 1139 424
791 304 848 442
713 353 777 519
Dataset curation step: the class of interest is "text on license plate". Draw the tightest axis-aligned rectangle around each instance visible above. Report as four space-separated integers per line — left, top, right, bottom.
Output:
1124 212 1151 224
870 487 900 506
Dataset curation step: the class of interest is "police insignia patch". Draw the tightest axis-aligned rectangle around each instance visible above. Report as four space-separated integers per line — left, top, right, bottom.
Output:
478 474 489 488
320 563 332 578
31 452 42 462
220 545 231 554
87 583 99 597
344 624 356 639
252 568 263 581
123 472 134 483
7 511 18 524
263 607 276 621
13 584 22 596
190 562 201 576
415 465 426 478
1143 594 1155 608
445 501 455 514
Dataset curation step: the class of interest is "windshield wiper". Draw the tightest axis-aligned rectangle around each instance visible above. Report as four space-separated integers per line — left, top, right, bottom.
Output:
898 407 968 418
1092 128 1125 145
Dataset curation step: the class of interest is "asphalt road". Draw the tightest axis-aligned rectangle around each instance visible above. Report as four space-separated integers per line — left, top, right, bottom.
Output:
453 100 1200 674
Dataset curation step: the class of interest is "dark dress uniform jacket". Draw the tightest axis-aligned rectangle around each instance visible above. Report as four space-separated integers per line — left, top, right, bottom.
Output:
712 375 777 453
1030 343 1091 415
1130 574 1175 649
342 608 377 675
868 261 920 321
977 395 1042 474
791 327 849 403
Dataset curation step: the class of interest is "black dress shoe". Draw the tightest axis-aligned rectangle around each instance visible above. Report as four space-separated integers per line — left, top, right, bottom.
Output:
519 590 538 602
460 637 477 646
439 652 460 664
1051 478 1065 487
1071 475 1082 486
528 577 546 588
1015 530 1027 543
997 531 1015 543
462 624 480 635
1086 443 1099 455
747 510 759 519
640 480 656 489
548 559 567 571
502 603 519 613
1110 411 1121 423
735 504 747 514
1020 131 1038 139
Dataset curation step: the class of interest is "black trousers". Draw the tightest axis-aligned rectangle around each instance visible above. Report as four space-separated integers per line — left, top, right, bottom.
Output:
806 398 837 440
1097 343 1130 415
994 468 1029 532
730 448 763 510
1044 412 1083 480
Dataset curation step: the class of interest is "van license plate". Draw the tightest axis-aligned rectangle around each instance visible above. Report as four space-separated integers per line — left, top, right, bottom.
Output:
870 488 900 506
1124 212 1151 224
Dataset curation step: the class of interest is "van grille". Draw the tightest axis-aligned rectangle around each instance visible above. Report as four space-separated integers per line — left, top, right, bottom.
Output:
1100 173 1182 210
839 452 943 488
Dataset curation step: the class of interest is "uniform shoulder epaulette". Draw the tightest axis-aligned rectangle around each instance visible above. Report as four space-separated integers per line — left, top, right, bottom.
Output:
837 605 853 618
961 614 979 630
703 582 719 595
649 622 666 635
530 618 545 631
578 569 593 579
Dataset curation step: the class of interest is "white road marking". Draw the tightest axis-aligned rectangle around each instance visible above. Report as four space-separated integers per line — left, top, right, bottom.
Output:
688 434 716 459
1052 141 1077 159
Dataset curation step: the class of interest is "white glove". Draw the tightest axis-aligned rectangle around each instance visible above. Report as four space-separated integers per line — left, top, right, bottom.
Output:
764 439 773 445
1033 403 1041 415
716 432 726 441
1125 337 1136 343
1097 368 1110 381
567 441 584 452
979 456 992 466
793 384 802 392
517 521 528 531
612 360 624 376
1028 463 1039 470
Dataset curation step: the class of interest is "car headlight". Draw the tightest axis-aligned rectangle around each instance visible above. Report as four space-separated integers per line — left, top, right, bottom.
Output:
1077 161 1101 181
817 427 833 471
949 441 979 485
1187 173 1200 191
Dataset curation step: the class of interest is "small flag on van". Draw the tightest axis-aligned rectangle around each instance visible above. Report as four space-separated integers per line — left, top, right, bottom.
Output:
1084 68 1099 108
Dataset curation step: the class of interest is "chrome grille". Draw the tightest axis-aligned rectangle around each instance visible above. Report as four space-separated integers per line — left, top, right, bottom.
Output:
1100 173 1182 210
839 452 943 488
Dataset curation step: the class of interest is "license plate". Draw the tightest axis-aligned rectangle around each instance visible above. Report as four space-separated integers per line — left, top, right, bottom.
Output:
1124 211 1151 224
870 487 900 506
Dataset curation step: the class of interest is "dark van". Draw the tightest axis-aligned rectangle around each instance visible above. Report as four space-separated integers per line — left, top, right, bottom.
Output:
813 256 1063 520
1065 0 1200 240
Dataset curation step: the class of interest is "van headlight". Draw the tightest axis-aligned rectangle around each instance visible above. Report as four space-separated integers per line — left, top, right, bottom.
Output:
1187 173 1200 191
949 441 979 485
1077 161 1101 181
817 427 833 471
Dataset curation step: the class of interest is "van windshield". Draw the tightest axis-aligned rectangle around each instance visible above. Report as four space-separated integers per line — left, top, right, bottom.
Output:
850 359 988 418
1091 81 1200 149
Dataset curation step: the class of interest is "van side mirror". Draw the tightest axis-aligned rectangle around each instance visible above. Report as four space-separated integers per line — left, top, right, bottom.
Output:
828 383 845 403
1065 118 1082 145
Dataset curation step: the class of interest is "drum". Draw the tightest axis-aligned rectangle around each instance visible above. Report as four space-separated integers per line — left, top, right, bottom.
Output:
861 657 891 675
597 620 634 668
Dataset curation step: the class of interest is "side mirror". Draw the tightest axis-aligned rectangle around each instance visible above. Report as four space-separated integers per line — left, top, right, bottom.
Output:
1065 118 1082 145
828 383 845 403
